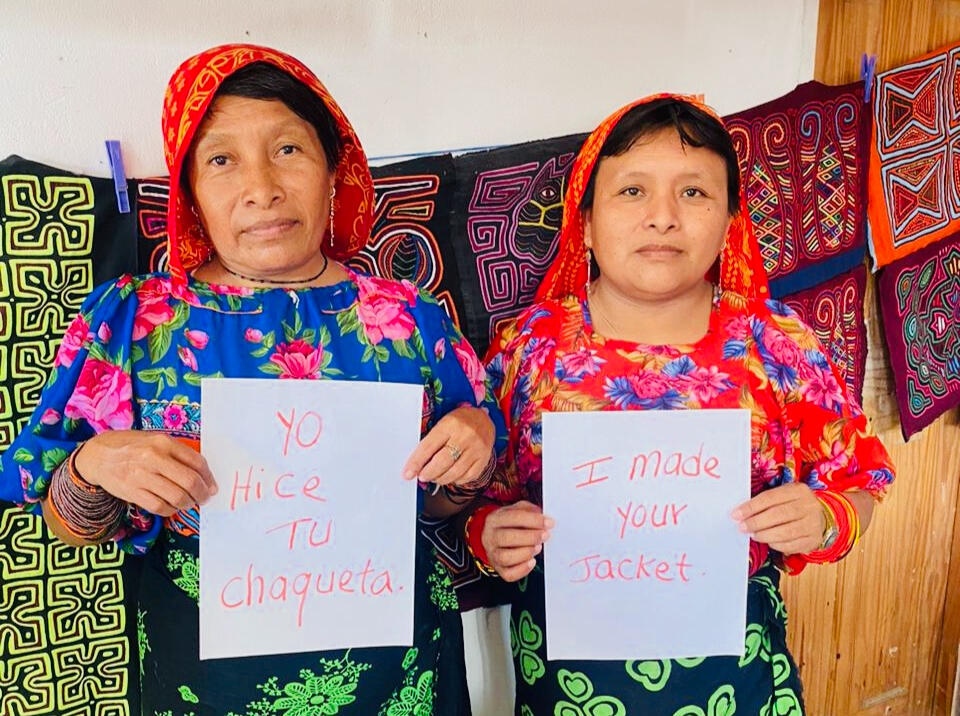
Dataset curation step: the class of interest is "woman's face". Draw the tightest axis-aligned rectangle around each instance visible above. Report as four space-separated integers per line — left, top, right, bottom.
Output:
187 95 335 279
584 126 732 302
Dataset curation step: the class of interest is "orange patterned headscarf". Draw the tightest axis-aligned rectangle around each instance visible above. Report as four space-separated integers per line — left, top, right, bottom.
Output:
161 44 374 291
535 93 769 302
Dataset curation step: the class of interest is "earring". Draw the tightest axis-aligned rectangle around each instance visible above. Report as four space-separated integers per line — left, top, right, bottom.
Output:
718 240 728 286
328 186 336 249
585 247 593 295
189 203 206 239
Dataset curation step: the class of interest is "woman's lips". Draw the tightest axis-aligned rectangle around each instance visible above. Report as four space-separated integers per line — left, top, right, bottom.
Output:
243 218 299 238
635 244 682 259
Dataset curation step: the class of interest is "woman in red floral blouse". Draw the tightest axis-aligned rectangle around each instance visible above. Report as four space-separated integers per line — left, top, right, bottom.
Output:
464 94 894 715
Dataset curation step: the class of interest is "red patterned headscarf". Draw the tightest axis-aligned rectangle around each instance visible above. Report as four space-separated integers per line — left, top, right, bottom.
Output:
161 44 374 291
535 93 769 302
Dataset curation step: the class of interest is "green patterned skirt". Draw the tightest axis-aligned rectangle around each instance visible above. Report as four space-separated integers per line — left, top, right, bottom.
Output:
509 560 804 716
138 528 470 716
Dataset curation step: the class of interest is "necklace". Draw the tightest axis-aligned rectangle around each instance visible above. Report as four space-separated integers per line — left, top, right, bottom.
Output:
219 254 329 286
587 283 722 339
588 285 624 335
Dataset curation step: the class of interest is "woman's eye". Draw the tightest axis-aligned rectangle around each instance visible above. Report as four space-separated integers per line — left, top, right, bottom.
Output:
278 145 299 156
208 155 229 167
621 187 641 197
683 187 706 198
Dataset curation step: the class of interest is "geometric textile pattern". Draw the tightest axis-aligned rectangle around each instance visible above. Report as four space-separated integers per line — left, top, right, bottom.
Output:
0 157 139 715
349 154 467 328
450 134 587 356
868 41 960 267
0 156 137 449
725 81 869 295
0 507 139 716
877 232 960 438
782 264 868 404
418 514 512 613
133 177 170 274
0 171 94 447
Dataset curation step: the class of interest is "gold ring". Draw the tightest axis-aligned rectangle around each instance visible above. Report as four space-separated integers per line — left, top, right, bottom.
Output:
446 444 463 462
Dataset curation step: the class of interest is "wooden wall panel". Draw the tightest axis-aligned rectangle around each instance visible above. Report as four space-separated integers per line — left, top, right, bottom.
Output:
783 415 960 716
782 2 960 715
937 489 960 714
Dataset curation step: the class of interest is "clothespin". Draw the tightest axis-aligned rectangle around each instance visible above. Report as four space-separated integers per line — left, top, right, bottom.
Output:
105 140 130 213
861 53 878 104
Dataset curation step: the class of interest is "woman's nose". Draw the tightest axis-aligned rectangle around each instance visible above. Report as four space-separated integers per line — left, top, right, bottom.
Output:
643 192 680 233
241 161 284 208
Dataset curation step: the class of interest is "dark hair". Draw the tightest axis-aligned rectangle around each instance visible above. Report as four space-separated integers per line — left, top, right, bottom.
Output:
213 61 343 169
580 98 740 214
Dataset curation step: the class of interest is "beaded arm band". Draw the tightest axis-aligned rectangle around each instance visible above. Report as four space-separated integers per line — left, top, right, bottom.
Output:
804 490 861 564
438 449 498 505
46 444 126 542
464 503 500 576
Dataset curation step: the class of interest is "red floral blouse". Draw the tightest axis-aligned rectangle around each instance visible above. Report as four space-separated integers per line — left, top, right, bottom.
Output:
484 288 894 574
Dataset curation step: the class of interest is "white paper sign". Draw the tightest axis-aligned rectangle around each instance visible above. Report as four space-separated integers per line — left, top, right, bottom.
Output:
542 409 751 661
199 378 422 660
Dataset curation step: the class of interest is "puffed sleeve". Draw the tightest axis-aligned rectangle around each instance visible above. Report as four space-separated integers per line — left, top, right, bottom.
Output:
0 275 161 553
482 302 564 505
757 300 895 573
411 289 506 453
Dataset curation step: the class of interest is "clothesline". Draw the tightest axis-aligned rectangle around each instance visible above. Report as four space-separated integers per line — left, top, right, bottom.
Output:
368 142 510 164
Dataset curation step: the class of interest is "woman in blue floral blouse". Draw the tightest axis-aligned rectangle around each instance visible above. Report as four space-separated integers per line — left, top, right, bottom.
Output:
0 44 504 715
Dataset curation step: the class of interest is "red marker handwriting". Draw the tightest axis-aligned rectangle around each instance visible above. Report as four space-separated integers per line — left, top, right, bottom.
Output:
568 552 692 584
628 445 720 480
219 559 398 627
277 407 324 457
230 466 328 510
614 501 688 539
265 517 334 550
573 456 613 489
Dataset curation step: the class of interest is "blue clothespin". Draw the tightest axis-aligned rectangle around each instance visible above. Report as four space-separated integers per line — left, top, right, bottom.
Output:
861 53 878 104
105 140 130 213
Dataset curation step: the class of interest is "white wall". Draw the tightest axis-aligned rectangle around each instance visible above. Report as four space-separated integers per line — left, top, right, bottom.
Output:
1 0 818 177
0 2 819 714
